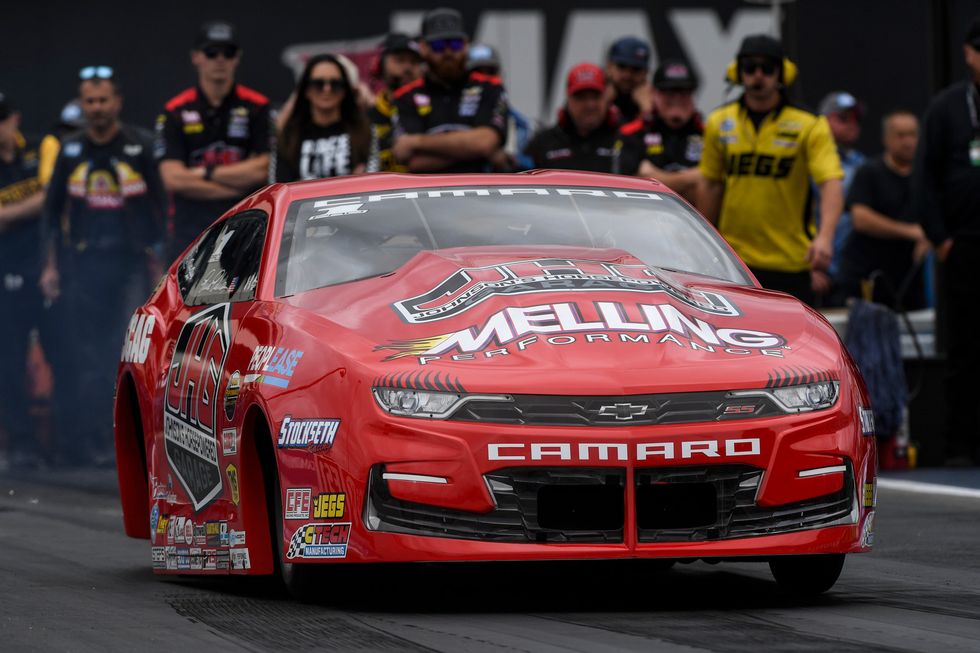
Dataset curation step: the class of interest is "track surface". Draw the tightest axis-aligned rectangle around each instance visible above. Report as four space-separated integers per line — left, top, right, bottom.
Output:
1 469 979 652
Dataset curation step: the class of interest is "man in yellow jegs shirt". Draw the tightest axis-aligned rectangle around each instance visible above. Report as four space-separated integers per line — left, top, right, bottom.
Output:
698 34 843 306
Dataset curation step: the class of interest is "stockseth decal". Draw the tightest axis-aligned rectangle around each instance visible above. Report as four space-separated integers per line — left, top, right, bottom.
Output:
121 312 155 363
487 437 762 462
164 303 231 511
244 346 303 388
392 258 740 324
285 488 312 519
277 416 339 450
376 300 785 363
286 523 351 559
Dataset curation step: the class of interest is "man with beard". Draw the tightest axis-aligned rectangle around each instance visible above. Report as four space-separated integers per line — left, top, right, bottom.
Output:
605 36 653 123
367 32 422 173
698 35 843 306
40 69 166 465
632 59 703 202
524 62 642 174
392 8 508 173
158 21 271 258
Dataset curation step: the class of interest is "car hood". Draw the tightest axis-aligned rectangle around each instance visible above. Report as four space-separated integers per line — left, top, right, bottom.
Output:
285 247 843 394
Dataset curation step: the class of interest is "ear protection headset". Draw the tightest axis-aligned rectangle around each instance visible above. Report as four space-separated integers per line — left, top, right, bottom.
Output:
725 56 798 86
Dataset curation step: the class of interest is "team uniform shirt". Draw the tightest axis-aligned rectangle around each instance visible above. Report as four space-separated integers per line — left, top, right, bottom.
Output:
42 126 166 255
157 84 271 249
367 91 406 173
0 132 42 276
273 122 366 182
612 92 641 123
524 109 643 174
627 112 704 171
700 99 843 272
837 155 923 309
391 71 509 174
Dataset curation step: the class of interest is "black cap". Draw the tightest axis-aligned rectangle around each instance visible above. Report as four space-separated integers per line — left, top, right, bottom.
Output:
653 59 698 90
195 21 238 49
467 43 500 72
608 36 651 69
0 93 12 121
967 15 980 48
381 32 420 57
737 34 784 61
421 8 467 41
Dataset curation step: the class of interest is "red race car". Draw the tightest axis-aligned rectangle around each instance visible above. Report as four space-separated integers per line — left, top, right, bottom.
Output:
115 170 876 597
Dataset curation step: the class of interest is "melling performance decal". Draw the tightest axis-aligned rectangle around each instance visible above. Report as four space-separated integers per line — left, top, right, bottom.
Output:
393 258 740 324
377 299 786 363
164 303 231 511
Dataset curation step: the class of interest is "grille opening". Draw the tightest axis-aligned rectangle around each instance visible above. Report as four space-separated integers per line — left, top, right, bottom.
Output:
636 482 717 529
537 482 624 531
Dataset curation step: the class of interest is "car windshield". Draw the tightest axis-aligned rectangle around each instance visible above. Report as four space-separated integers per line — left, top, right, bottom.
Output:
275 185 751 296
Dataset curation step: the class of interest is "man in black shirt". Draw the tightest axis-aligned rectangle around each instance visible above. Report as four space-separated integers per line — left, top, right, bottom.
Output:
41 71 166 465
158 21 271 258
367 33 422 173
0 93 44 469
837 110 927 309
524 63 642 175
633 59 703 202
391 8 508 173
913 16 980 465
605 36 653 123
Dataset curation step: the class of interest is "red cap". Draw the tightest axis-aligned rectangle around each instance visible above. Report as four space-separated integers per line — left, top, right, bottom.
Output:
566 63 605 95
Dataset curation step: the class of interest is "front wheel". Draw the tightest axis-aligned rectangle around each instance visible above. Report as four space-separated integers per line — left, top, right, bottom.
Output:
267 463 326 601
769 554 845 595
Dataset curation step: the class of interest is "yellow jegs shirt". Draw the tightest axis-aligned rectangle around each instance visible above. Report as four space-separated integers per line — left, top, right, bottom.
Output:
700 100 843 273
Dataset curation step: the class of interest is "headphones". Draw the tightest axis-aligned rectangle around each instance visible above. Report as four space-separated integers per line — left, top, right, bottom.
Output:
725 57 798 86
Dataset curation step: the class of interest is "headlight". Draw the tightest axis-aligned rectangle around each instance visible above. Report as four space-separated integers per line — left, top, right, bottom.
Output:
730 381 839 414
372 387 511 419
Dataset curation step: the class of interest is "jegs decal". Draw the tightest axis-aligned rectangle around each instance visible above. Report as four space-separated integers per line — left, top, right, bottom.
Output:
164 303 231 511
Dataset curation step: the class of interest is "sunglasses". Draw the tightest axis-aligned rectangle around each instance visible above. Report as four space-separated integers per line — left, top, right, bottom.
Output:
79 65 114 80
202 44 240 59
307 78 346 92
427 38 465 53
740 59 778 76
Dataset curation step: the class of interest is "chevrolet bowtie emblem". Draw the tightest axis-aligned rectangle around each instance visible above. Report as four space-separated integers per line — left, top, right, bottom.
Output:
598 403 648 420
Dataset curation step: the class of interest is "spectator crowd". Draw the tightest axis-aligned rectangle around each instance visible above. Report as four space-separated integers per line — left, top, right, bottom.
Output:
1 7 979 469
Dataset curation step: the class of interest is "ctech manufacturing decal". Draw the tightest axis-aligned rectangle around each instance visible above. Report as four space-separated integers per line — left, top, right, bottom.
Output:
286 522 351 560
164 303 231 511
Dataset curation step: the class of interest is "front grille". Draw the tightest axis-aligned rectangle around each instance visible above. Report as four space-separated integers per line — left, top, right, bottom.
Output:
636 463 854 542
368 466 624 543
450 392 782 426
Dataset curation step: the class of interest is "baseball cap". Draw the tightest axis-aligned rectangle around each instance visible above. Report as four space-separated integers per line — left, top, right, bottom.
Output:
819 91 864 119
608 36 651 69
653 59 698 90
566 62 606 95
422 8 467 41
736 34 784 61
966 15 980 48
381 32 420 57
467 43 500 72
195 21 239 49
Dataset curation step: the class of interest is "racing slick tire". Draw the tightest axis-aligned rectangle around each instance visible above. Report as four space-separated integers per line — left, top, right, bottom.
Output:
769 554 846 595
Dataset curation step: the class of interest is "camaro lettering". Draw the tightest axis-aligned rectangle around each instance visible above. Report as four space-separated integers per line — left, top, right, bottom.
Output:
487 438 762 461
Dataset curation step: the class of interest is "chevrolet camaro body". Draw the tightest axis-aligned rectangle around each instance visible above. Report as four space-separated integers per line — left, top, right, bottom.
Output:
115 171 876 591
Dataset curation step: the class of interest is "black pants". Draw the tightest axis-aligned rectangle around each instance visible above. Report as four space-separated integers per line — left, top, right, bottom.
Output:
749 267 815 307
0 266 42 458
939 237 980 460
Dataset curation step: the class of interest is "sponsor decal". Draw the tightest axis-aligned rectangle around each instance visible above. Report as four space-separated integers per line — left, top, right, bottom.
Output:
390 258 738 325
222 427 238 457
217 550 231 570
204 549 217 571
190 547 203 570
459 86 483 117
644 132 662 146
313 493 346 520
151 547 166 570
859 407 875 436
205 521 226 547
377 300 785 364
861 511 875 548
121 313 155 363
544 148 571 160
720 118 735 132
155 515 170 543
177 547 191 570
151 475 177 504
123 143 143 157
230 530 246 547
277 416 339 450
230 548 251 570
286 523 351 559
863 480 877 508
181 110 201 123
244 346 304 388
487 437 762 462
165 546 177 570
228 113 249 139
194 524 206 546
164 303 230 511
226 464 240 506
150 504 159 537
224 371 241 422
685 134 703 162
285 488 312 520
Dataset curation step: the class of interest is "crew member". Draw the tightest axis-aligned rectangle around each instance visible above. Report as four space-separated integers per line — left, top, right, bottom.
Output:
605 36 653 122
157 21 271 257
698 35 843 305
392 8 509 173
367 33 422 173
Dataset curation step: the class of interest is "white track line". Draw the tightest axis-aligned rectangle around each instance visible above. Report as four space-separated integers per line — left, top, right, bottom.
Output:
878 478 980 499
